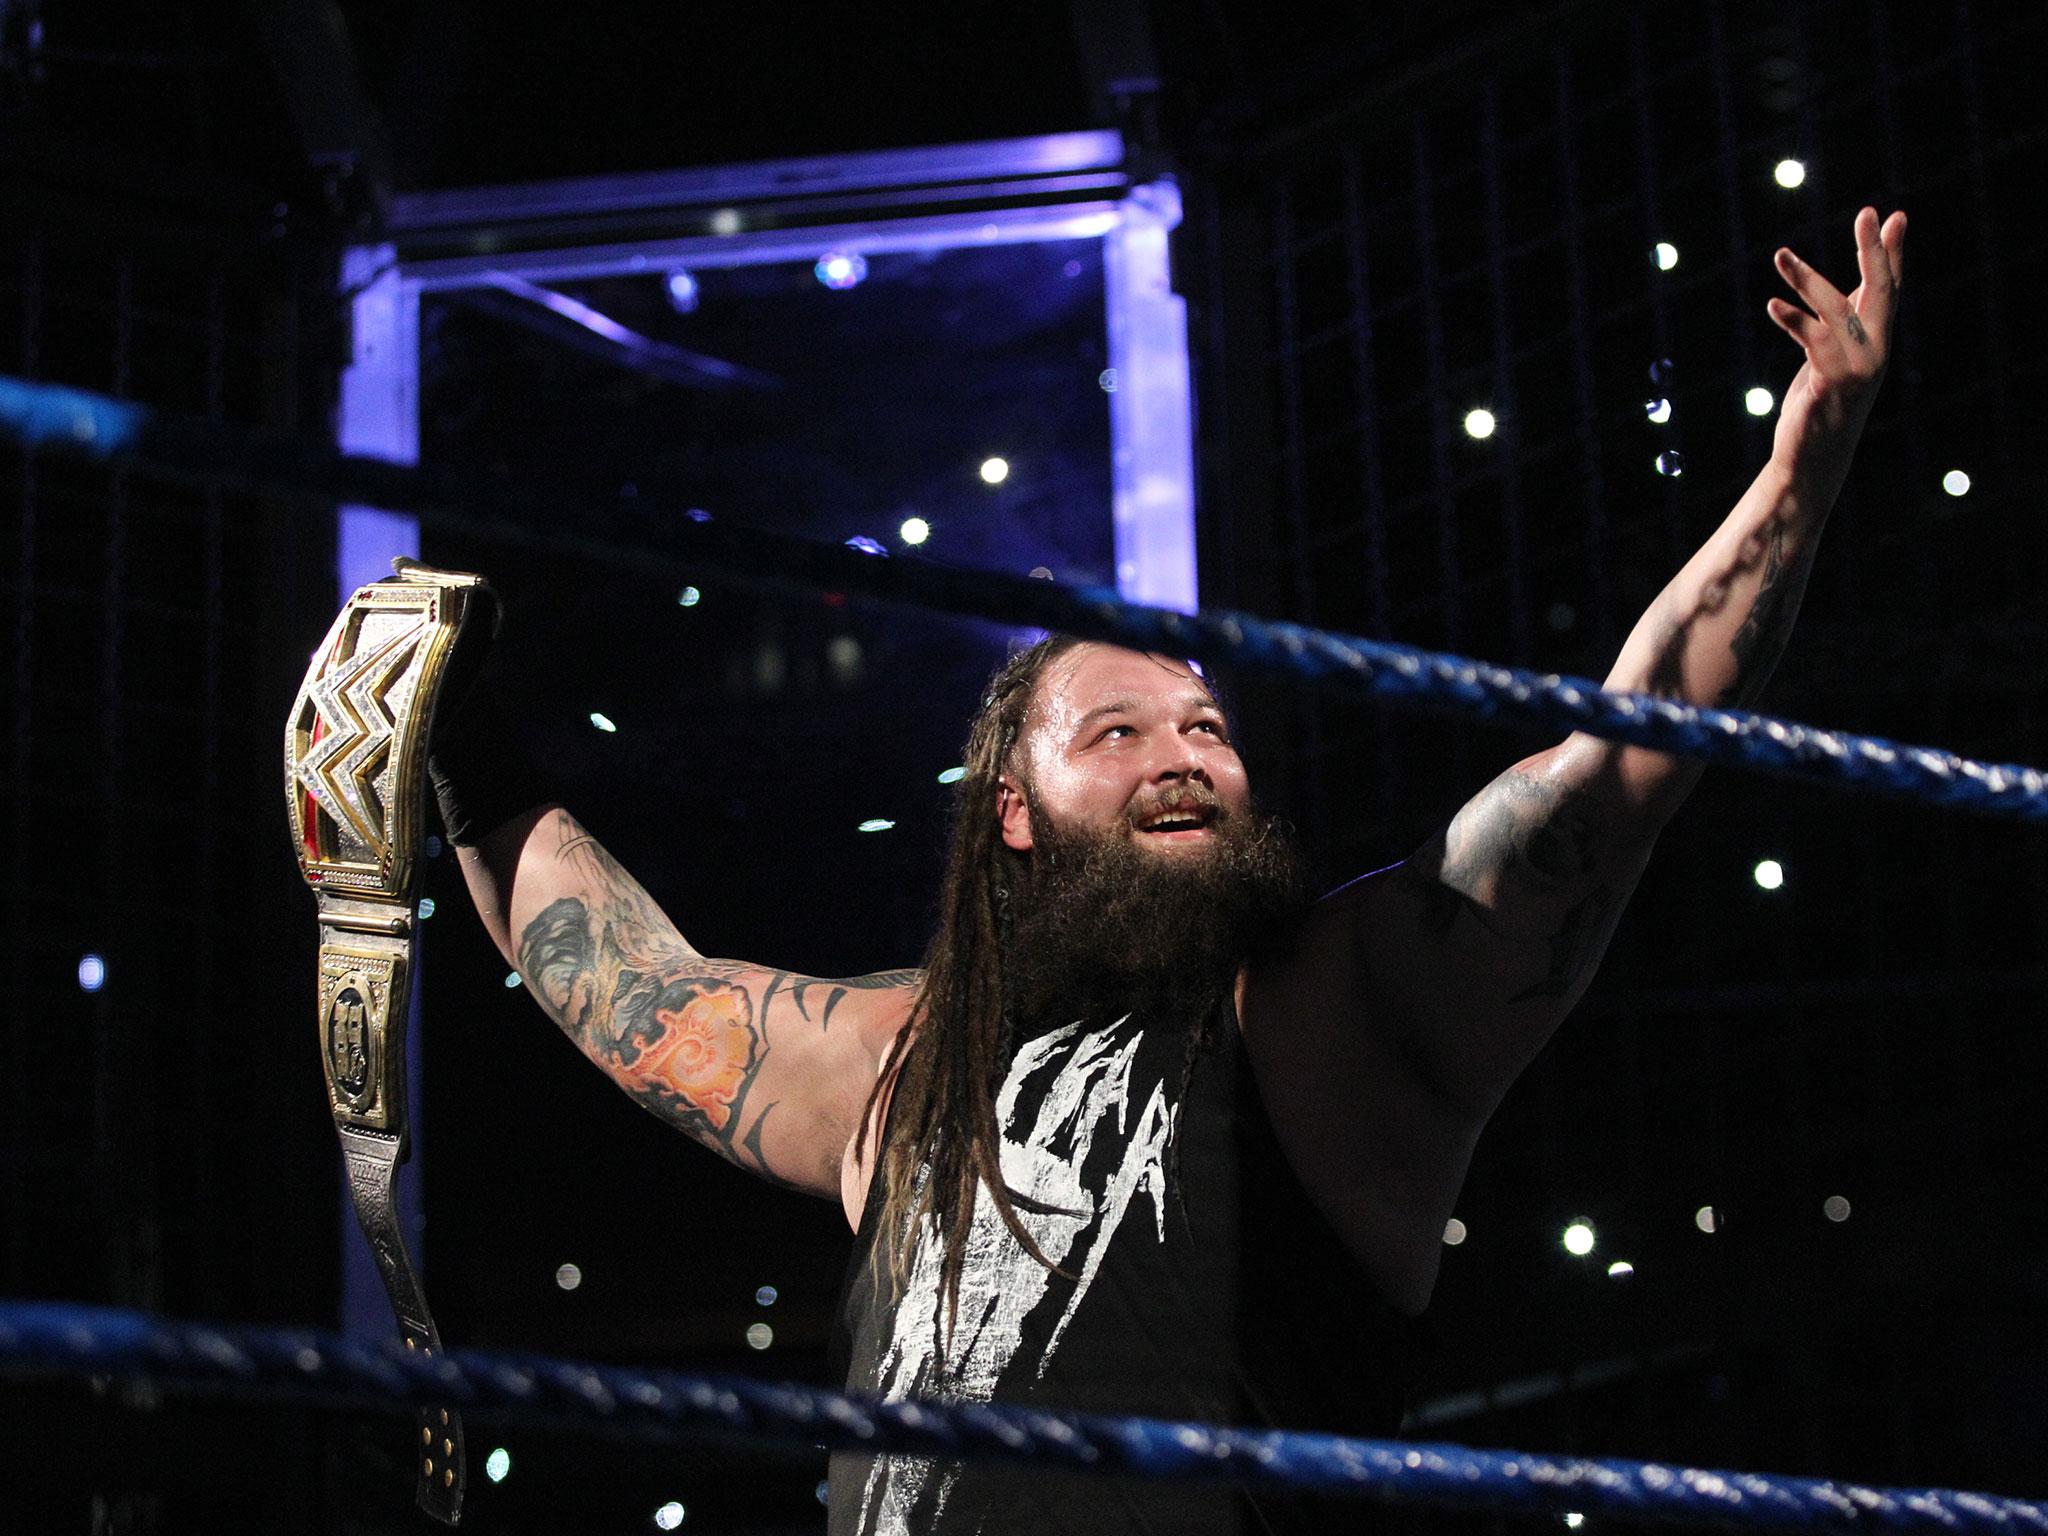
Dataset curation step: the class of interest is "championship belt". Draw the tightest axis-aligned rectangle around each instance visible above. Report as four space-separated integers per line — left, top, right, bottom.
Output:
285 559 489 1525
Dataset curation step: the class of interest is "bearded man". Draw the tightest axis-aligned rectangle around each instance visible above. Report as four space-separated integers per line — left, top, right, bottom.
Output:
437 208 1904 1533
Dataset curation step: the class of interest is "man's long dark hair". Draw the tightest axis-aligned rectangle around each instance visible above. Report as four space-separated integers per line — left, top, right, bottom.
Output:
851 634 1296 1352
851 634 1088 1349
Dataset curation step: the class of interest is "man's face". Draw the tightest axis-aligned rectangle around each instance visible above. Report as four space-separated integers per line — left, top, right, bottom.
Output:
997 644 1251 857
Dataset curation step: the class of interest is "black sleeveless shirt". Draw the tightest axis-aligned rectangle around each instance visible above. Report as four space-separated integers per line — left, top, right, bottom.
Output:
827 1005 1431 1534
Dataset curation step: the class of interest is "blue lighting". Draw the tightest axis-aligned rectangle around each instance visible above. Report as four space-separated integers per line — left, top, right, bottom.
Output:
78 954 107 993
685 508 713 524
857 818 896 833
844 536 888 557
417 898 436 919
937 766 966 784
678 585 702 607
814 250 868 290
665 270 700 313
756 1285 778 1306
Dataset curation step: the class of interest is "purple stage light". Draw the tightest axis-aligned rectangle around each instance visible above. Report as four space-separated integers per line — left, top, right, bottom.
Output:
665 269 700 312
814 250 868 290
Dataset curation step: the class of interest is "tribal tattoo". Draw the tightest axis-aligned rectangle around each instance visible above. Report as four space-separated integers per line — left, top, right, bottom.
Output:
515 812 920 1192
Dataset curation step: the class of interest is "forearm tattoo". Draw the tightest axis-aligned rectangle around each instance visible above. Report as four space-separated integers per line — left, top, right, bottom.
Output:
1641 515 1815 711
515 813 919 1190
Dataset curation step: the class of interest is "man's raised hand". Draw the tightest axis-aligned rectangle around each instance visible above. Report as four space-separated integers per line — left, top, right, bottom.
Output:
1766 205 1908 488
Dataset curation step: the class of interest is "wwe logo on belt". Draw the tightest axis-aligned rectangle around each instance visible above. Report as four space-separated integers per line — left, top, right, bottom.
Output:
297 617 430 860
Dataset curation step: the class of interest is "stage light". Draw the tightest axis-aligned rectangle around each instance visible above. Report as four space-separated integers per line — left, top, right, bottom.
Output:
1823 1195 1851 1222
817 1481 831 1505
1563 1221 1596 1256
1655 451 1685 477
485 1448 512 1483
815 250 868 290
1653 242 1679 271
589 712 617 733
1645 398 1672 424
979 456 1010 485
1649 358 1675 385
504 972 522 989
1443 1218 1468 1246
746 1323 774 1350
844 535 888 557
1773 158 1807 189
678 586 702 607
857 818 896 832
937 766 966 784
1753 859 1784 891
78 954 106 992
555 1263 582 1291
1565 1514 1586 1529
1463 407 1497 440
1099 368 1118 392
756 1285 778 1306
1745 386 1776 416
416 898 436 920
686 507 713 523
1607 1260 1635 1279
1695 1205 1718 1234
709 207 742 235
655 1502 687 1531
665 270 700 313
1943 470 1971 497
899 516 931 546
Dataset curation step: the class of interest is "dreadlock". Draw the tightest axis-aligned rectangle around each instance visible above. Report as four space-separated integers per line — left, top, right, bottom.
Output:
850 634 1247 1356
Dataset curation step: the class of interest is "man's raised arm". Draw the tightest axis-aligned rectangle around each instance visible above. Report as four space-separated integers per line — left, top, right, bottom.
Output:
1240 208 1903 1309
455 805 918 1201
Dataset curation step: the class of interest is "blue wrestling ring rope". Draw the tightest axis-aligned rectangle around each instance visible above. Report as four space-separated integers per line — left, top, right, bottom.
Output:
1 374 2044 822
1 1300 2040 1533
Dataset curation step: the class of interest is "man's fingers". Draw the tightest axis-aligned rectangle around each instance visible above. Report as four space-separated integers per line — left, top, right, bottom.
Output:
1881 208 1907 288
1766 295 1827 352
1774 246 1850 330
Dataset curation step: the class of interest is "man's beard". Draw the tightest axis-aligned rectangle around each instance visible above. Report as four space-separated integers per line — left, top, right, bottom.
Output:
998 787 1307 1037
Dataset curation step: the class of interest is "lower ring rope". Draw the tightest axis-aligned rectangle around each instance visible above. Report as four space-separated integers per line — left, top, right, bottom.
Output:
2 1301 2040 1534
0 374 2043 821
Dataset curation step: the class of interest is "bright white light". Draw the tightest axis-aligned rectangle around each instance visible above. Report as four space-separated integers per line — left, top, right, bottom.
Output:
709 207 742 235
504 972 523 989
979 456 1010 485
485 1447 512 1483
745 1322 774 1350
1607 1260 1635 1279
1443 1218 1468 1247
1656 450 1685 477
554 1263 582 1291
1563 1221 1596 1256
857 818 895 833
78 954 106 992
1745 386 1776 416
677 586 701 607
1695 1205 1718 1234
1753 859 1785 891
664 270 699 313
756 1285 778 1307
1463 407 1497 440
1565 1514 1587 1529
899 516 930 546
1823 1195 1851 1223
814 250 868 290
654 1502 687 1531
1774 158 1807 189
1943 470 1971 497
1654 242 1679 271
589 712 617 733
1645 397 1672 424
937 766 966 785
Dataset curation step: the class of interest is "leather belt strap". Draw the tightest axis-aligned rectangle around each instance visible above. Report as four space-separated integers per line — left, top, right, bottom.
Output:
285 561 487 1525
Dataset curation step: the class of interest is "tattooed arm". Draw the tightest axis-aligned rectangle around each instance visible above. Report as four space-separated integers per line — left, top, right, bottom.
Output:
456 806 920 1201
1240 208 1904 1312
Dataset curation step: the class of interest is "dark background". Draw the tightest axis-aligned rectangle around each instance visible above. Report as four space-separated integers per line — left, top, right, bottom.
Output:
3 1 2045 1532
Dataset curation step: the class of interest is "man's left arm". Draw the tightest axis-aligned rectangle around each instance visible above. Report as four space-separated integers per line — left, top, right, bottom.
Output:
1241 207 1905 1311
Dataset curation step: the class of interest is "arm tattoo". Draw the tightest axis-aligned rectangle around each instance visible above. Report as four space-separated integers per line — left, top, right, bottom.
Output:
1722 517 1805 708
1410 767 1633 1006
512 813 921 1191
